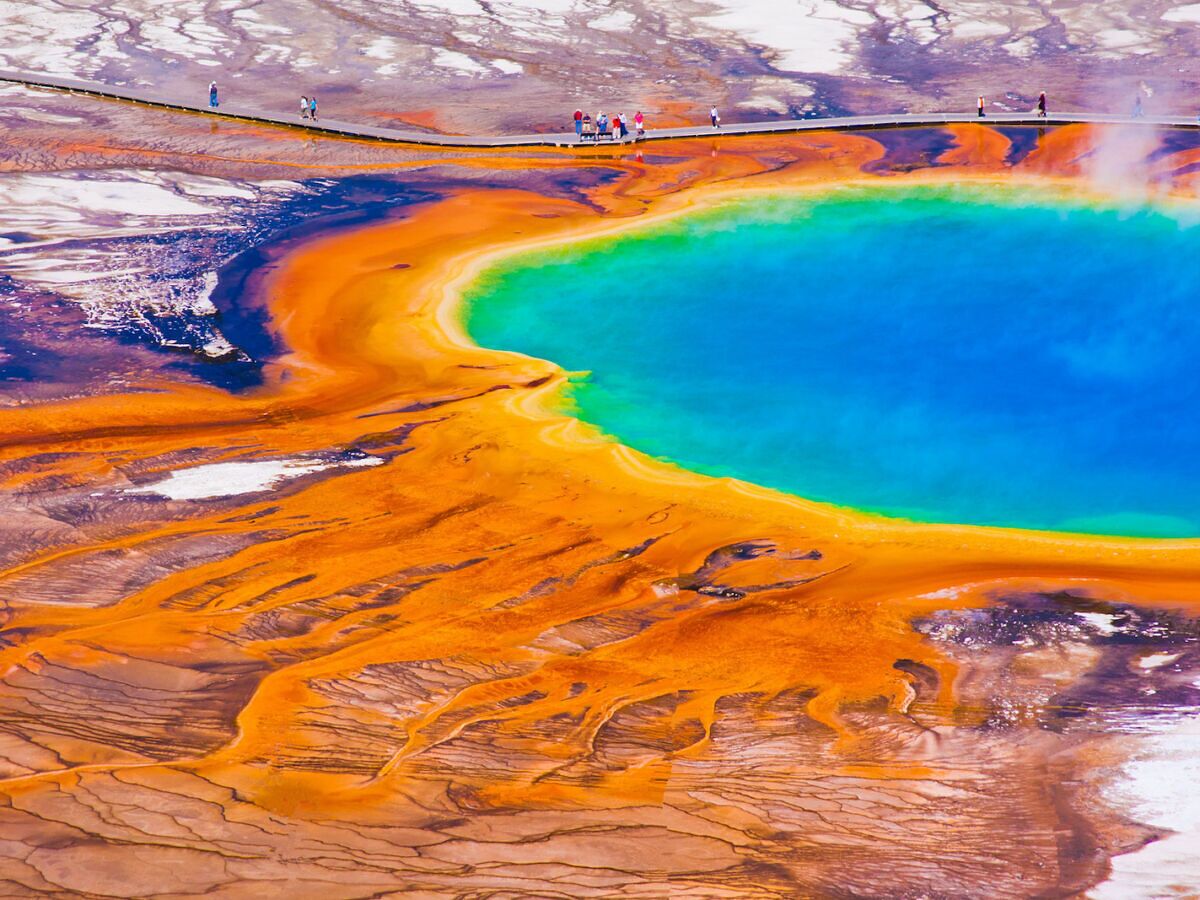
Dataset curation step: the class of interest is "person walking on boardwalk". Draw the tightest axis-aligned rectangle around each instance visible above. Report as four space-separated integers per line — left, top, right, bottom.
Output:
634 110 645 139
710 105 720 128
574 108 583 139
208 81 219 108
977 95 985 117
1132 94 1144 117
300 95 309 119
1037 91 1047 117
617 112 628 140
309 96 318 121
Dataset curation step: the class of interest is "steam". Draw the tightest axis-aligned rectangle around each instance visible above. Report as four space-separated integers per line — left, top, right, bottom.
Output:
1082 121 1163 199
1081 79 1198 207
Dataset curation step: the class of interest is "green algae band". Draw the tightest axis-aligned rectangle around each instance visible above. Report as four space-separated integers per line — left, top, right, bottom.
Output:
464 185 1200 537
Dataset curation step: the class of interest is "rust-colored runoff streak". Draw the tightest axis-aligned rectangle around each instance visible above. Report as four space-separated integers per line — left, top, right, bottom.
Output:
1 125 1199 897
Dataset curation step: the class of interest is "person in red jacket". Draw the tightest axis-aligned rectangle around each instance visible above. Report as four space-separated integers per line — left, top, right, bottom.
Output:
573 108 583 139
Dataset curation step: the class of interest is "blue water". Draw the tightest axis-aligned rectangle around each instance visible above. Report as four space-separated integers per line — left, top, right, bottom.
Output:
464 185 1200 537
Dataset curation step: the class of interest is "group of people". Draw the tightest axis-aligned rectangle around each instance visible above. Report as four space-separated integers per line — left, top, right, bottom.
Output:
574 109 645 141
572 105 724 142
977 91 1048 117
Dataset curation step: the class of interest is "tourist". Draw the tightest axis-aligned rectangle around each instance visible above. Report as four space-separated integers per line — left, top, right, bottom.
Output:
597 111 608 138
710 105 720 128
208 81 219 108
1132 95 1144 117
310 97 318 121
634 110 645 139
618 112 628 140
574 108 583 139
1037 91 1047 117
300 95 309 119
977 95 985 118
581 113 594 141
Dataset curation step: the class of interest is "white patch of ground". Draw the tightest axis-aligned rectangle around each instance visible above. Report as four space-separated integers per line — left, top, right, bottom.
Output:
500 0 577 14
736 76 815 113
698 0 874 73
362 36 402 59
1075 612 1125 635
1137 652 1182 670
1002 35 1037 57
230 7 292 38
875 0 939 41
126 456 383 500
171 175 258 200
875 0 936 21
1091 718 1200 899
951 19 1010 39
2 174 217 222
589 9 636 31
414 0 484 14
432 48 489 75
1164 3 1200 22
1095 28 1154 52
192 271 220 316
492 58 524 74
738 94 790 114
140 17 222 58
916 583 983 601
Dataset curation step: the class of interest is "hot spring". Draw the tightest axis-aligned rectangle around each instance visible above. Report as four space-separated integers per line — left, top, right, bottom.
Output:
463 184 1200 537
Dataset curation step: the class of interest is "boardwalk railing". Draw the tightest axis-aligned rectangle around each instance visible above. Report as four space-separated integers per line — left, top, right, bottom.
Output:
2 69 1197 149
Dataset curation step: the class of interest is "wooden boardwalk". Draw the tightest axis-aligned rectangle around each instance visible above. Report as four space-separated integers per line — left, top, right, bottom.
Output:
2 69 1198 148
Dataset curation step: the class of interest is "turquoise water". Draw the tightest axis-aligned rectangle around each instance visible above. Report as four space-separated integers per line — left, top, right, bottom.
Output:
464 185 1200 537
